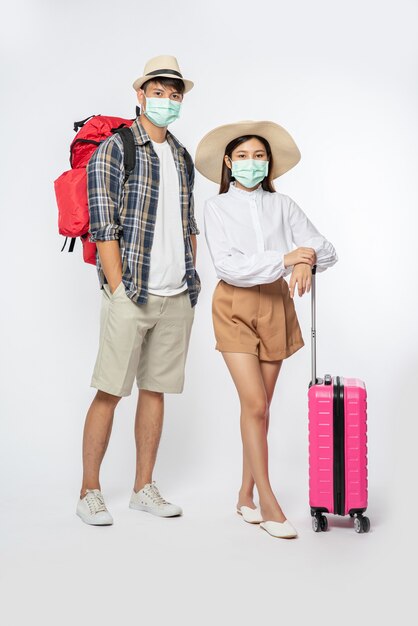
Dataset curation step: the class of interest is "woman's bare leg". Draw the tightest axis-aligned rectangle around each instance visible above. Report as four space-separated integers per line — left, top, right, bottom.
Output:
237 360 282 509
222 352 286 522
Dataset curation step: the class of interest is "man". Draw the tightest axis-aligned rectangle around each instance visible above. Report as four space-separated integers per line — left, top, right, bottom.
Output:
76 55 201 525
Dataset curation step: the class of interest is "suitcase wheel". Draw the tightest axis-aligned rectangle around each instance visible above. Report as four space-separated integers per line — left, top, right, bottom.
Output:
354 515 370 534
312 513 328 532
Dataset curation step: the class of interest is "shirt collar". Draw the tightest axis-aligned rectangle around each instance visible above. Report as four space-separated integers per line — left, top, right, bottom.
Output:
228 182 264 198
130 118 185 154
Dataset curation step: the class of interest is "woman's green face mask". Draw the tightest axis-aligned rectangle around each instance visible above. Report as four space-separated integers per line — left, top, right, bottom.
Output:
230 159 269 188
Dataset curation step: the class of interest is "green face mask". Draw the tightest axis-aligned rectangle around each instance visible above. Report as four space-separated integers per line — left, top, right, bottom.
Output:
144 97 182 127
231 159 269 188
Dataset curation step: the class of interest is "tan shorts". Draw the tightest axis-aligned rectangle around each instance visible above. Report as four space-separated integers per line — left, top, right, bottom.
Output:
91 282 195 397
212 278 304 361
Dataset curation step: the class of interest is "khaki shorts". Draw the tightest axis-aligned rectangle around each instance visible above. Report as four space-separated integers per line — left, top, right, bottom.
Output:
212 278 304 361
91 282 195 397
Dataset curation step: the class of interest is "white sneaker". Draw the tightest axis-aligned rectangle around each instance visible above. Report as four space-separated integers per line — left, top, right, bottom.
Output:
129 482 182 517
76 489 113 526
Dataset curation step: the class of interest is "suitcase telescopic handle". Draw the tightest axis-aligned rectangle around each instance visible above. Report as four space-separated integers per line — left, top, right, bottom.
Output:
310 265 317 386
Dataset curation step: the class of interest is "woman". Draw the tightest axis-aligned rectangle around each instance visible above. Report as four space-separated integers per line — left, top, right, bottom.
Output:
195 120 338 539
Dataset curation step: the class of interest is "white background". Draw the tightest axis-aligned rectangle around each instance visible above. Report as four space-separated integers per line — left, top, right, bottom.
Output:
1 0 417 623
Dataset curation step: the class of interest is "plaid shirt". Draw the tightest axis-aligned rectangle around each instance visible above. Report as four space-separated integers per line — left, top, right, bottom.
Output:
87 118 201 307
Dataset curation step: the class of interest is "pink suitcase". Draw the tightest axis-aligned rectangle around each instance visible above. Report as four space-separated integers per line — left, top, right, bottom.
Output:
307 267 370 533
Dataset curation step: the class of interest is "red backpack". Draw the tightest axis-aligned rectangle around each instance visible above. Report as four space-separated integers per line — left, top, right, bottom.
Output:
54 114 136 264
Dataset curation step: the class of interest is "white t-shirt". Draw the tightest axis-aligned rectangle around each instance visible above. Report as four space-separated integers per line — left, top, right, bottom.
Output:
203 183 337 288
148 140 188 296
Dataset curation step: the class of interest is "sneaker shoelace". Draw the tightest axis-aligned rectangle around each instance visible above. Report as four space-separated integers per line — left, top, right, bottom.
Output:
147 482 169 506
85 490 107 515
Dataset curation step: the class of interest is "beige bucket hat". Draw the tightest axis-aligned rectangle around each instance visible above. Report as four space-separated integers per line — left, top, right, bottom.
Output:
195 120 301 184
132 55 194 93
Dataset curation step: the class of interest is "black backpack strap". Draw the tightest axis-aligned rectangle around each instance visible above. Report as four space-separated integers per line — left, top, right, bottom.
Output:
61 237 76 253
73 114 99 132
115 127 136 184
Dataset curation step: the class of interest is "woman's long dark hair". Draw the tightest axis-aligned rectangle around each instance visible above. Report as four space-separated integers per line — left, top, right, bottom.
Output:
219 135 276 194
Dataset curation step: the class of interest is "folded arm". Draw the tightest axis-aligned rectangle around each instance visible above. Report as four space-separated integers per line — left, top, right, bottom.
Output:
204 204 286 287
288 199 338 272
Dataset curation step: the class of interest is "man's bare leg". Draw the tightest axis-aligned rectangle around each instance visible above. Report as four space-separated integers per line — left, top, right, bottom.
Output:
80 390 121 498
133 390 164 492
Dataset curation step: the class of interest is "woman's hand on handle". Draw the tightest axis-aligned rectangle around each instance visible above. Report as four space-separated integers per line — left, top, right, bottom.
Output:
289 262 313 299
284 247 317 268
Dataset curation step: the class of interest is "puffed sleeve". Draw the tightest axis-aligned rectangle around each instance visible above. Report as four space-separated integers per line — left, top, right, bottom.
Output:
289 199 338 272
204 201 286 287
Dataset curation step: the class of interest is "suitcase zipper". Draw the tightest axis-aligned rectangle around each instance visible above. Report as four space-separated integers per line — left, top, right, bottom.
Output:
333 376 345 515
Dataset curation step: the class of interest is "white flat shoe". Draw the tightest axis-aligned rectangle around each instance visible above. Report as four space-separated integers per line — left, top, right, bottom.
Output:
260 520 298 538
237 506 263 524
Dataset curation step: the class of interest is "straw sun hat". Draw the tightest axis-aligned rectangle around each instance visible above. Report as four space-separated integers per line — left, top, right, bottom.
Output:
195 120 301 184
132 55 194 93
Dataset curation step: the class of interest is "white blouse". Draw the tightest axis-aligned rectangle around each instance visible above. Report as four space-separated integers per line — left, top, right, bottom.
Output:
203 183 338 288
